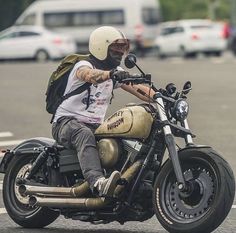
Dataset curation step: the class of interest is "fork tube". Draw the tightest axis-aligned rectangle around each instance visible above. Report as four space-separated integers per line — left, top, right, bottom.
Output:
156 97 186 190
182 119 194 145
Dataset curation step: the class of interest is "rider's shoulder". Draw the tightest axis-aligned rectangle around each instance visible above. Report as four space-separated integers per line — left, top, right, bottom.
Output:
75 60 94 70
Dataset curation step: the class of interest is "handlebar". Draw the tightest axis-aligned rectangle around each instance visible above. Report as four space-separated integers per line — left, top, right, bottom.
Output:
115 74 151 85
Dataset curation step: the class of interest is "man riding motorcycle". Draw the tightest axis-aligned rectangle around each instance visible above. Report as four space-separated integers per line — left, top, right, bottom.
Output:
51 26 155 197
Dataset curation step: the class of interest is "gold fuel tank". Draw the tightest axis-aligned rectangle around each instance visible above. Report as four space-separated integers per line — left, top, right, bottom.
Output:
95 105 153 140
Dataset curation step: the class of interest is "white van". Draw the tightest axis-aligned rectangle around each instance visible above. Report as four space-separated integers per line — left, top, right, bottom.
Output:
15 0 161 53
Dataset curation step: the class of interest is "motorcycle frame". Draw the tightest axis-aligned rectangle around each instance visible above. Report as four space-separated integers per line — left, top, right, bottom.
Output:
125 96 194 204
0 96 195 213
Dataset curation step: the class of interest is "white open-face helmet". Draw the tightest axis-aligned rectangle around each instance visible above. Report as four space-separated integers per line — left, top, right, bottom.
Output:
89 26 130 60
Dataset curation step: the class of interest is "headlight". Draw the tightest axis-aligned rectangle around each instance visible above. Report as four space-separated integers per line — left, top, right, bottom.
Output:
171 99 189 121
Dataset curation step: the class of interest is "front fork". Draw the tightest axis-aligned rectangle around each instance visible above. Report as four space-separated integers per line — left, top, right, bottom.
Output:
156 97 193 191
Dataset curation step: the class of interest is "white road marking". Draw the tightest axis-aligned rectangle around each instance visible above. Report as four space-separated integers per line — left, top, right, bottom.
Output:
0 139 24 147
0 208 7 214
0 132 13 138
232 205 236 209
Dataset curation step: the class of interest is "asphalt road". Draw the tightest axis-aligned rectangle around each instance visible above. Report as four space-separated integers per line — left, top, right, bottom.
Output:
0 53 236 232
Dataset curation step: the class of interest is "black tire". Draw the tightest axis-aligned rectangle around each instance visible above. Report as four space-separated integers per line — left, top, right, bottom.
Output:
35 49 49 62
213 51 222 57
231 39 236 55
3 154 59 228
186 52 197 59
179 46 187 58
153 147 235 233
156 46 166 59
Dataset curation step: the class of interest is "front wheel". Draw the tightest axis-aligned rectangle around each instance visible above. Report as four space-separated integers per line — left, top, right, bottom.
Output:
153 147 235 233
3 153 59 228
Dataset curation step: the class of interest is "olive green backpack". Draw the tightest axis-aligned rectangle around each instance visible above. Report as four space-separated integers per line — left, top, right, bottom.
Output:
45 54 92 118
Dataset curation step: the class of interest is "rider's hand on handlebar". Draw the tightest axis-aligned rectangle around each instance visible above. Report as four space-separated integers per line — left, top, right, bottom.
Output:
110 69 130 83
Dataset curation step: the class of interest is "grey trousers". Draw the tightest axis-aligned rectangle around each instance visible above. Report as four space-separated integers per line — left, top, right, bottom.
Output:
52 117 104 190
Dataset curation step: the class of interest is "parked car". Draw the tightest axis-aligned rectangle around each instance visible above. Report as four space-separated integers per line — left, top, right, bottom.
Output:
229 27 236 56
0 26 77 61
154 19 227 59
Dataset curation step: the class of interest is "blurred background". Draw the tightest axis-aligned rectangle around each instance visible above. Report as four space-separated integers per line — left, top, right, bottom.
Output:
0 0 236 60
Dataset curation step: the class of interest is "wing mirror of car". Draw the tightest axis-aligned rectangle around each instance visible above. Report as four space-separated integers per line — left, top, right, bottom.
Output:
124 53 137 69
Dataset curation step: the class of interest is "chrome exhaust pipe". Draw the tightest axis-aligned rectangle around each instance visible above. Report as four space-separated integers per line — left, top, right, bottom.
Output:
29 196 106 209
114 160 142 196
19 181 90 197
22 160 142 210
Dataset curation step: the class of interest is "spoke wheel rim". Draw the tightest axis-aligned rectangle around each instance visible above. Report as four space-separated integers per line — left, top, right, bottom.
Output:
8 159 41 215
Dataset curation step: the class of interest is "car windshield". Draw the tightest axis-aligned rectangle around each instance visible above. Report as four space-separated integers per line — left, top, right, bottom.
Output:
0 29 15 40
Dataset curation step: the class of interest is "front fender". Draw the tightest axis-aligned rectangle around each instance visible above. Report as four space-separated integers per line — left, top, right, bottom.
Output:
161 144 213 171
178 144 212 154
152 145 212 185
0 137 55 173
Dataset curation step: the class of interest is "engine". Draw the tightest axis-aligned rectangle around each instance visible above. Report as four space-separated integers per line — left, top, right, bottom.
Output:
97 138 143 169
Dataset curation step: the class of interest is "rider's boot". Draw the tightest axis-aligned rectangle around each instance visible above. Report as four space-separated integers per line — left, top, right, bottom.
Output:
94 171 121 197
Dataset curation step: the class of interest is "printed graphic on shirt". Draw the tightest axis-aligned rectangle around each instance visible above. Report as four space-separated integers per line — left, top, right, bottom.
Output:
95 92 102 98
82 96 96 105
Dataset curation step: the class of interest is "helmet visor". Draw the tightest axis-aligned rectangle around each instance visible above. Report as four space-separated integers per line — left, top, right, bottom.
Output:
109 39 130 55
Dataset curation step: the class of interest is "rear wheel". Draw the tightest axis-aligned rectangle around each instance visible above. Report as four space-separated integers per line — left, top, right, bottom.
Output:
3 154 59 228
153 147 235 233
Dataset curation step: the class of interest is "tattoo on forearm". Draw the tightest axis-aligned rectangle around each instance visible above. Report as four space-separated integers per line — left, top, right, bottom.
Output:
77 67 109 84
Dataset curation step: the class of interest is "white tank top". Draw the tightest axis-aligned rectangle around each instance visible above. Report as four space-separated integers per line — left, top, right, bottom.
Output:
53 60 121 124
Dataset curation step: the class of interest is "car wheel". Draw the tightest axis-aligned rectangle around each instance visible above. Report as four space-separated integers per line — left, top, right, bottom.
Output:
204 51 212 57
187 52 197 58
156 47 166 59
213 51 222 57
231 39 236 55
179 46 187 58
35 50 49 62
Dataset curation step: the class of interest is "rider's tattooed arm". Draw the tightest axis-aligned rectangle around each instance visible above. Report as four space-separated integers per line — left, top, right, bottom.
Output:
76 66 110 84
121 84 156 102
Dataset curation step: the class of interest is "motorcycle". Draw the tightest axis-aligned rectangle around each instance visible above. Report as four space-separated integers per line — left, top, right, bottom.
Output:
0 54 235 233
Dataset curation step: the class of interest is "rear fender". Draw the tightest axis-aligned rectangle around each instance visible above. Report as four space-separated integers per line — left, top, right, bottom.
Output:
0 137 55 173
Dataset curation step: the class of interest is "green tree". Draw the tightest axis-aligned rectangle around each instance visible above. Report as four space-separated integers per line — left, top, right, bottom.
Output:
0 0 36 31
159 0 230 22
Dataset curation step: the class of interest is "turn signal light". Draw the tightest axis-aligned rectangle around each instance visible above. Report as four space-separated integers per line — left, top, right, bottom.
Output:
191 34 200 40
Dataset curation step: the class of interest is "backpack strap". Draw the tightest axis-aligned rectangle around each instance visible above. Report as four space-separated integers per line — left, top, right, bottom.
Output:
50 82 92 123
62 82 92 102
